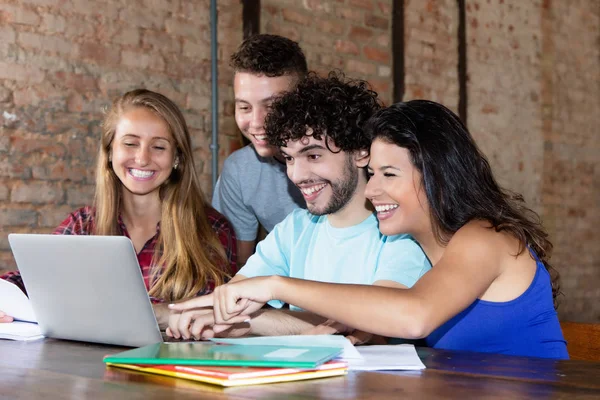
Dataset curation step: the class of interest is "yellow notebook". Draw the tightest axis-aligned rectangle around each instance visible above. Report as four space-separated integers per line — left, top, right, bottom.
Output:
106 361 348 387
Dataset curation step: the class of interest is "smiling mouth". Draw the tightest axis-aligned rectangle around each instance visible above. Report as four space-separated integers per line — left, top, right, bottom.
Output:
129 168 155 179
374 204 399 213
251 134 268 143
299 183 327 199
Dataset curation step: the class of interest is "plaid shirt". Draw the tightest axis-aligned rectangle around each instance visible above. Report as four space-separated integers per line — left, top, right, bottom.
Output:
2 206 238 302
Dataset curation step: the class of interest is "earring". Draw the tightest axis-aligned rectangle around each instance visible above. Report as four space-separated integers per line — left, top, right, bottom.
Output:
173 159 179 170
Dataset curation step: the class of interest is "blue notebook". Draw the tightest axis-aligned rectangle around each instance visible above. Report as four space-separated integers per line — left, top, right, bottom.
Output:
103 342 342 369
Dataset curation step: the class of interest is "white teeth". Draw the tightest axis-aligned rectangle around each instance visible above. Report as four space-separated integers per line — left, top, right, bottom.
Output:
301 184 326 195
130 169 154 178
254 134 267 141
375 204 398 213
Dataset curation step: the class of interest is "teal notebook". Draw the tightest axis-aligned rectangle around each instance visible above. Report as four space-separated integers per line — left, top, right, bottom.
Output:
103 342 342 369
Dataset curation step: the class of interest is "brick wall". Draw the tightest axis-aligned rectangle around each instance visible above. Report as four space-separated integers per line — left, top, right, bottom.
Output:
466 0 544 210
539 0 600 322
0 0 598 322
0 0 242 269
404 0 459 112
261 0 394 105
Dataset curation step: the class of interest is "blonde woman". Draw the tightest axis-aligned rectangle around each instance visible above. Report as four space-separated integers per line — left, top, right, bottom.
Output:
1 89 237 327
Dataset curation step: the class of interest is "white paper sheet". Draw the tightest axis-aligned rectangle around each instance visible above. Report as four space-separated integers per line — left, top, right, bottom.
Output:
210 335 364 360
0 321 43 341
348 344 426 370
0 278 43 341
0 278 37 323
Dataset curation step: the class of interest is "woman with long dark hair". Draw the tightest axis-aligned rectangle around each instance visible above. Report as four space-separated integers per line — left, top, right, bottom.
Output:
170 100 568 359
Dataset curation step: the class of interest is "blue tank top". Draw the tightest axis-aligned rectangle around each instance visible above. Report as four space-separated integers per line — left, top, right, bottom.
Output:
425 250 568 359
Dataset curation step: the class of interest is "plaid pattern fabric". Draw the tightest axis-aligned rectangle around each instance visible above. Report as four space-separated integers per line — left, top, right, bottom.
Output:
2 206 238 302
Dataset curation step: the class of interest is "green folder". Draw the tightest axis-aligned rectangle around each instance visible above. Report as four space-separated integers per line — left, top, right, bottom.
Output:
103 342 342 369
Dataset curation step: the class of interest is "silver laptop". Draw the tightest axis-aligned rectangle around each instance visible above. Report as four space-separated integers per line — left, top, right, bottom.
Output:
8 234 163 347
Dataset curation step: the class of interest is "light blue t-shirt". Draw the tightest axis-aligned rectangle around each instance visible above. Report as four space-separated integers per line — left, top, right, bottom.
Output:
238 209 431 309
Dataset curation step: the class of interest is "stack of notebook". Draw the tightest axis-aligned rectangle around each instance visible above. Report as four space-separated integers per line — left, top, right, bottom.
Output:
103 342 347 387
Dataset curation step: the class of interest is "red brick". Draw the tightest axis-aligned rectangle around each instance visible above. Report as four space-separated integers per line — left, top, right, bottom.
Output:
378 1 392 14
0 250 17 271
50 71 97 91
0 61 44 83
70 0 119 19
335 40 360 55
66 184 94 206
0 4 40 26
0 26 16 44
111 26 141 46
177 1 210 24
165 17 205 38
37 205 74 228
349 26 374 42
345 59 377 76
0 86 12 103
349 0 375 11
32 159 90 183
365 14 388 29
64 18 95 39
375 33 390 48
0 184 8 201
301 0 333 13
363 46 390 63
79 42 120 66
182 111 204 131
40 13 66 34
18 32 73 56
303 31 335 49
143 30 182 53
336 8 364 22
282 9 312 25
262 4 279 16
182 39 210 60
121 50 165 72
10 135 67 158
368 78 392 103
186 92 211 110
0 207 38 227
11 181 64 204
0 158 30 179
316 19 345 35
263 21 300 41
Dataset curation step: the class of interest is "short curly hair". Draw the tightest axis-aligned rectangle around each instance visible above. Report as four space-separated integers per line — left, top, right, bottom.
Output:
230 34 308 77
264 71 382 152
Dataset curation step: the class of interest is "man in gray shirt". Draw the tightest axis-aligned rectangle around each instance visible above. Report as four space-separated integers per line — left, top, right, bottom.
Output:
212 35 307 266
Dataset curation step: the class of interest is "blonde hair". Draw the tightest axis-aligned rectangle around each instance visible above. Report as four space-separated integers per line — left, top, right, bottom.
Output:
95 89 229 301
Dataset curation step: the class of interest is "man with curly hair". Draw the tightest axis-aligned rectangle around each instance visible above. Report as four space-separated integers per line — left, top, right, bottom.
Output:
212 34 308 267
168 73 431 341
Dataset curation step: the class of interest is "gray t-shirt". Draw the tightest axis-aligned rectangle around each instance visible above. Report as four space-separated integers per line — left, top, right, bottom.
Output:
212 145 306 241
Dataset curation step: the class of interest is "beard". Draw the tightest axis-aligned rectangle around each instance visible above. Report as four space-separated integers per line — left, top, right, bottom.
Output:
307 155 359 216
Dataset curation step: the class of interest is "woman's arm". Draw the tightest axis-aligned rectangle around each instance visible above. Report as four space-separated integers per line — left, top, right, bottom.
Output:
173 222 509 339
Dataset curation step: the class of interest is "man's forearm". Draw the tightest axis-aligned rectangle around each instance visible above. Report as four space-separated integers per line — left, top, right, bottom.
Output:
249 309 328 336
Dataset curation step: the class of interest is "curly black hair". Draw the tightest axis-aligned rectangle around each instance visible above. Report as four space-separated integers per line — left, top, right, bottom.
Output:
264 71 382 152
230 34 308 77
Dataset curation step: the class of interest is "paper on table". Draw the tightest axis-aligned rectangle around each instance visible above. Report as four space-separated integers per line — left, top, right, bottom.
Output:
348 344 426 371
0 321 43 341
0 278 37 322
210 335 363 360
0 278 43 341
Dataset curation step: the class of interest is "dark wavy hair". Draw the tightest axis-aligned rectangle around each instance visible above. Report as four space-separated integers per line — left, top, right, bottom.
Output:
230 34 308 78
364 100 561 307
265 71 382 153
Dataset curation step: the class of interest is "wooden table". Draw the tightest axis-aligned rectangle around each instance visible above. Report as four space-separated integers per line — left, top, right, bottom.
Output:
1 339 599 399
